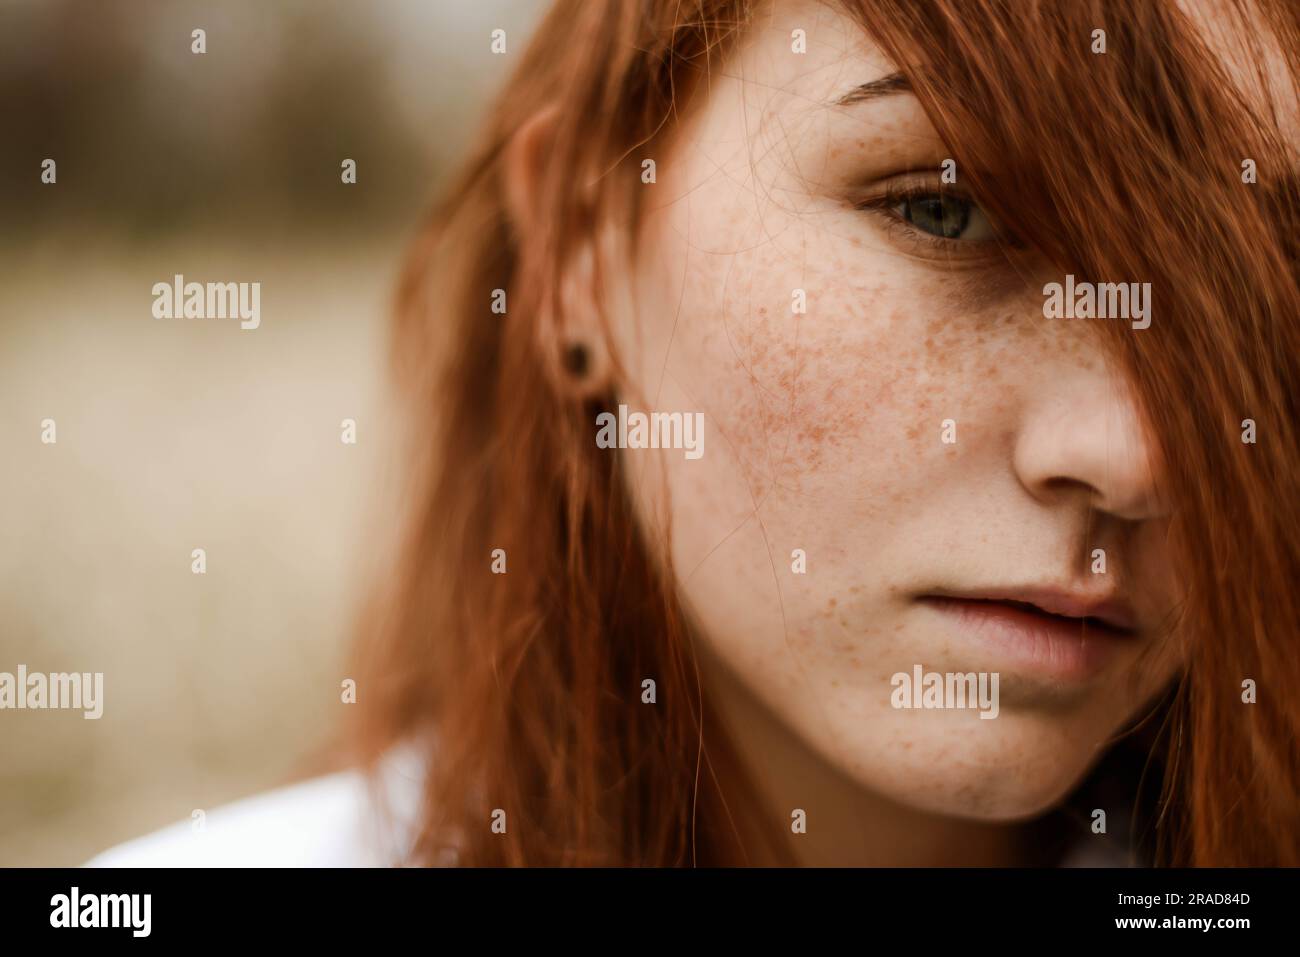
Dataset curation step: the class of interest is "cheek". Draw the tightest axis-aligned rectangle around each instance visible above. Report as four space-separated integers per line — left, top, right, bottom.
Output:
638 197 978 521
624 197 983 681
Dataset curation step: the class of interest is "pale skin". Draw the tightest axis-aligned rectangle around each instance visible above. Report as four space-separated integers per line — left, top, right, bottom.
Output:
506 0 1293 865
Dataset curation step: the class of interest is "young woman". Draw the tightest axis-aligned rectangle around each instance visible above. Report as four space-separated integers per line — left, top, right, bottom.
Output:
92 0 1300 867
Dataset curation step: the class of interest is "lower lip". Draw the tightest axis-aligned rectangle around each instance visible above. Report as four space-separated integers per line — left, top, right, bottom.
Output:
918 597 1132 680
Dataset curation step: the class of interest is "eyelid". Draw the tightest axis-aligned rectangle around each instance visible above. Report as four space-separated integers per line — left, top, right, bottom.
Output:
851 172 1013 259
853 173 982 226
880 172 973 198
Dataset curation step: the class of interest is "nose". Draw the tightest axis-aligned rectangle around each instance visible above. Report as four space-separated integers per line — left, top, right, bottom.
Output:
1012 364 1167 522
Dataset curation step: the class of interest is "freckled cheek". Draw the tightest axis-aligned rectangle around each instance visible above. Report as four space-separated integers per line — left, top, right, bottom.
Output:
668 256 971 485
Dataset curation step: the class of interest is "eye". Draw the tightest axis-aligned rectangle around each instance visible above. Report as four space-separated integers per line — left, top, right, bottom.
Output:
890 193 997 242
851 176 1015 262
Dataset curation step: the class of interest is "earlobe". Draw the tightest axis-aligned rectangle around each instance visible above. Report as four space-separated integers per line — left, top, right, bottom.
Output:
548 238 616 398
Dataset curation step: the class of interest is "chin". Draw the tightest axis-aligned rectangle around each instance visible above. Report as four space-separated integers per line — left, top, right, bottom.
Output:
833 712 1108 822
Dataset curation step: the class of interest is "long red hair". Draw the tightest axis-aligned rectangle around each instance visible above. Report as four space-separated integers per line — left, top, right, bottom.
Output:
349 0 1300 866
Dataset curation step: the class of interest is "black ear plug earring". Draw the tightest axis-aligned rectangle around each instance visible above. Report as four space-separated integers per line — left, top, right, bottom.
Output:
562 342 590 378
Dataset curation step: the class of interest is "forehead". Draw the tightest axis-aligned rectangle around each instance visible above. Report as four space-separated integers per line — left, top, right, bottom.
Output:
727 0 891 108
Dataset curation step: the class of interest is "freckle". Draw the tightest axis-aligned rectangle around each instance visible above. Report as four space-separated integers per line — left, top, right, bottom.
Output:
829 598 837 608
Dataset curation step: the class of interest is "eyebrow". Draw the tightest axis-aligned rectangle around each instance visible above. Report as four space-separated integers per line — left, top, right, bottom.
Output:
834 72 912 106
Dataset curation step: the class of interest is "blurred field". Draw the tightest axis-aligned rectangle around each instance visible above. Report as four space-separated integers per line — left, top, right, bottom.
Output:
0 0 547 866
0 233 401 865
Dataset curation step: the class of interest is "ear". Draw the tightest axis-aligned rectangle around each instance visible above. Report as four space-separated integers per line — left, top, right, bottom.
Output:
503 107 613 398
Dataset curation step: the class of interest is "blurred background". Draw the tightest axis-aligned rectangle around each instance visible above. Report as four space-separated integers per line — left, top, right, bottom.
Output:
0 0 545 866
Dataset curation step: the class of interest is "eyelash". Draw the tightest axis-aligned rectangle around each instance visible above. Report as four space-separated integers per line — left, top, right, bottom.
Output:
853 179 1003 257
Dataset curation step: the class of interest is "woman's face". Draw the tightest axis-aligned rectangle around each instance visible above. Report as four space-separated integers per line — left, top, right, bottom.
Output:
605 0 1184 821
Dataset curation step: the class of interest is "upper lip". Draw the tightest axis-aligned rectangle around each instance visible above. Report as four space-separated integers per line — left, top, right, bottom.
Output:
920 586 1139 633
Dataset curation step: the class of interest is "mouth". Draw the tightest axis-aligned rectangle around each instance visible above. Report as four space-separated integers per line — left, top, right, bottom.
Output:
916 587 1140 680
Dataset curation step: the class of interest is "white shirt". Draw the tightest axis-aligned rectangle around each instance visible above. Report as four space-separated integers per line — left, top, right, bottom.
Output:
85 748 425 868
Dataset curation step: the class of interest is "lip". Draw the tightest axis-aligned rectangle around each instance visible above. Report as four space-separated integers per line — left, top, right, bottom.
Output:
917 587 1140 681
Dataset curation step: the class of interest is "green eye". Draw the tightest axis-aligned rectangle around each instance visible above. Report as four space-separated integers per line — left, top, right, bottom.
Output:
893 194 997 241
